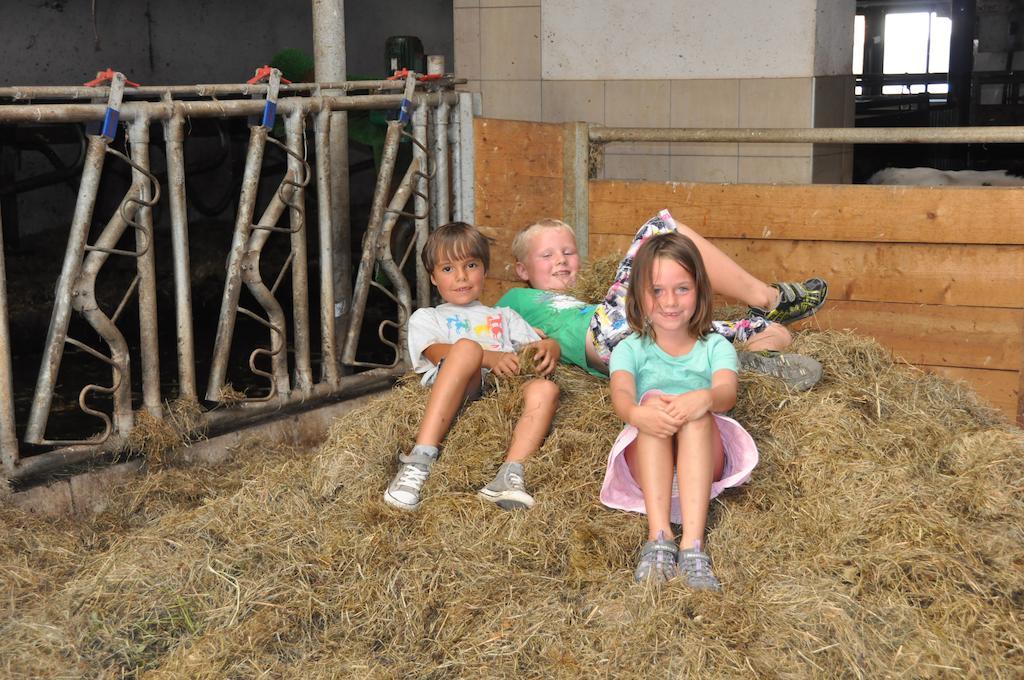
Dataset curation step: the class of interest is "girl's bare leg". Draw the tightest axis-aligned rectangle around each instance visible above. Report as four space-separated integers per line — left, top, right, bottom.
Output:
624 434 676 540
675 413 724 547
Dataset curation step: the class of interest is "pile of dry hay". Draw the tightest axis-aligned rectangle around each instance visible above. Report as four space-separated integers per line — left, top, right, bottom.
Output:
2 320 1023 675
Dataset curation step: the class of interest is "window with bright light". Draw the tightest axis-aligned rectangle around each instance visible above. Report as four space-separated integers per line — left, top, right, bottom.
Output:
854 15 865 95
882 12 951 95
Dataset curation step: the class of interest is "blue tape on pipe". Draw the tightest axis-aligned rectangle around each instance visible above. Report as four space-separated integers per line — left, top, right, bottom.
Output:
398 98 412 124
261 101 277 129
101 107 119 139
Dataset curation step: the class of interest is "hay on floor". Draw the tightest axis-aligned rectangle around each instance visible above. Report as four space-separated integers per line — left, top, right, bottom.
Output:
1 327 1022 676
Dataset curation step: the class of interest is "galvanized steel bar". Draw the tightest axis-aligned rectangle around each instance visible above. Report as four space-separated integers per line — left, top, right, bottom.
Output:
127 117 162 417
162 109 197 401
449 102 462 222
284 112 313 394
313 107 339 387
412 103 431 309
433 99 451 227
0 92 459 126
205 126 269 401
588 126 1024 145
0 211 18 470
455 92 476 227
24 135 108 444
342 119 404 365
313 0 353 380
9 368 403 481
563 122 591 260
0 78 423 101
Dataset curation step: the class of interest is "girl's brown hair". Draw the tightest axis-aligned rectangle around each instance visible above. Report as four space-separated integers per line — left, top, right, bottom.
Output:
422 222 491 273
625 232 713 339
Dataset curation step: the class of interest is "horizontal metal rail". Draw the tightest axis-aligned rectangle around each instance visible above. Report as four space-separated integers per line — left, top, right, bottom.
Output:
0 78 464 102
0 92 458 125
589 125 1024 145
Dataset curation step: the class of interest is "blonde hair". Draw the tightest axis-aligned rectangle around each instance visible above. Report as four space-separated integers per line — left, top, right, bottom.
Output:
626 232 713 339
511 218 576 262
422 222 491 273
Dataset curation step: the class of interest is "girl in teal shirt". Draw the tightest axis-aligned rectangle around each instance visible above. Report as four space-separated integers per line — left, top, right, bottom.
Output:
605 232 759 591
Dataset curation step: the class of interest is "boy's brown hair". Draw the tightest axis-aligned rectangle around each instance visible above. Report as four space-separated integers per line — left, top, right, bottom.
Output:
626 232 714 339
422 222 491 273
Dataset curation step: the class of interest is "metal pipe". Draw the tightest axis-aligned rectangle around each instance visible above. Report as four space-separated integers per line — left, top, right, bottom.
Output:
346 158 421 369
455 92 476 226
162 108 198 401
0 78 451 101
0 92 460 125
412 103 431 309
433 99 451 227
0 211 18 470
342 120 404 364
588 126 1024 145
313 107 339 388
284 112 313 394
205 126 269 401
127 117 162 417
25 135 107 444
313 0 353 380
449 101 462 222
8 368 403 481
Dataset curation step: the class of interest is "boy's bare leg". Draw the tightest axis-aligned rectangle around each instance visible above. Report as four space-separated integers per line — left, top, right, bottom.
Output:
504 378 560 463
672 222 778 310
416 339 484 446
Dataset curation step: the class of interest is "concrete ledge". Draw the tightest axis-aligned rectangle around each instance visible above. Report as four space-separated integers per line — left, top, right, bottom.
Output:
9 390 383 516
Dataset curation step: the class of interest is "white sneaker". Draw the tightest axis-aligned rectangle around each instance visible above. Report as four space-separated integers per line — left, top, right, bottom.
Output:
384 448 436 511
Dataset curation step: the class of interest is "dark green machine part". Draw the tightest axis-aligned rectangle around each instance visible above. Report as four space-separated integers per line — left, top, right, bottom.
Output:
385 36 425 75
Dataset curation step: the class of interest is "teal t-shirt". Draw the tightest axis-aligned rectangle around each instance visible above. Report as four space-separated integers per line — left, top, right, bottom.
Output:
496 287 602 376
609 332 738 397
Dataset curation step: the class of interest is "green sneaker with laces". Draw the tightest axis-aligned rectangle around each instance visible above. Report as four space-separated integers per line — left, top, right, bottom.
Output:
750 278 828 325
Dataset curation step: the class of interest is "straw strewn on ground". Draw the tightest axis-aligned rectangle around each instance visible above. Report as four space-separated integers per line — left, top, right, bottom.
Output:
1 325 1022 676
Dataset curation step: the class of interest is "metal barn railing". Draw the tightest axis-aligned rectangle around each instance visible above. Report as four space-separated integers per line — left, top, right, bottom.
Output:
0 70 476 481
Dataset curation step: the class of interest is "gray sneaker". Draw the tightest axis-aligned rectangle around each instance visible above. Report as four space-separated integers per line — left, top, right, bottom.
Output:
738 350 823 391
634 531 681 583
478 461 534 510
383 446 437 511
678 541 722 592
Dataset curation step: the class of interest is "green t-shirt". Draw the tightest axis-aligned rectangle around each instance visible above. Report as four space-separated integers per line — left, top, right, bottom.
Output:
609 332 737 397
496 287 603 376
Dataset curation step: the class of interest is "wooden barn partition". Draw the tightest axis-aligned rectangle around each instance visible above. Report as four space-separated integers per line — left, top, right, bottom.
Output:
474 118 1024 422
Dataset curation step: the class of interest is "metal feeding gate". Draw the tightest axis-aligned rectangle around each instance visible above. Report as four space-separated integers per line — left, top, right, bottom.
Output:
0 69 475 483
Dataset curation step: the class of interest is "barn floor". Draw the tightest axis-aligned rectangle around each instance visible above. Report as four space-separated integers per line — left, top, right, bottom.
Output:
1 327 1022 678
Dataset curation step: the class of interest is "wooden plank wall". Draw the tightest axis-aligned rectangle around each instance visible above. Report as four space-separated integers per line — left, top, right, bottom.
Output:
473 118 1024 420
474 118 565 303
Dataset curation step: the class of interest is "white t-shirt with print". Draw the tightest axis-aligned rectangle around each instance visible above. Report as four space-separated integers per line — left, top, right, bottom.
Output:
407 301 541 384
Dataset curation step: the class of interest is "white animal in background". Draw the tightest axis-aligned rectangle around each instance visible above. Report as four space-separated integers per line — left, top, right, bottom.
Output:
867 167 1024 186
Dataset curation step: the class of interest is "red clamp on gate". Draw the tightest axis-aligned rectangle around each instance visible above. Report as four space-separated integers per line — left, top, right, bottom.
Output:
83 68 141 88
386 68 442 82
247 65 292 85
83 69 137 140
247 66 285 129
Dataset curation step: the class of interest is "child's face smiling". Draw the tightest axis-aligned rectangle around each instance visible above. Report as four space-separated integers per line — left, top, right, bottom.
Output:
515 227 581 291
643 257 697 337
431 253 486 306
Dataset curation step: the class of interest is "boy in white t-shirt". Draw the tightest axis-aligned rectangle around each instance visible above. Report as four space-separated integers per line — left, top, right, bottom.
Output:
385 222 562 512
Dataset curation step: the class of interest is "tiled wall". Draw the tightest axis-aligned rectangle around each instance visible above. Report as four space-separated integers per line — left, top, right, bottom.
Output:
453 0 855 184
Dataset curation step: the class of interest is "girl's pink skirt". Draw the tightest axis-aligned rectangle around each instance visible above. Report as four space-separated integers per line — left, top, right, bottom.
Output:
599 391 759 525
